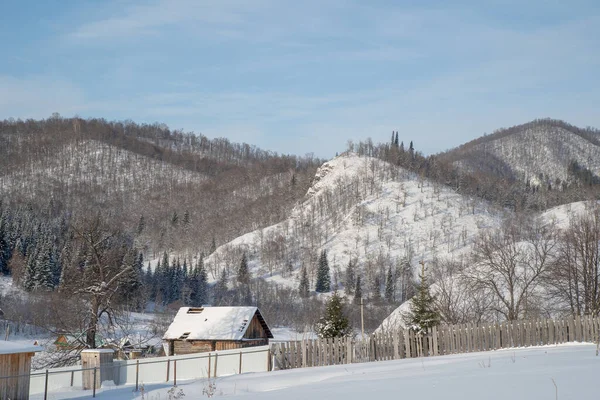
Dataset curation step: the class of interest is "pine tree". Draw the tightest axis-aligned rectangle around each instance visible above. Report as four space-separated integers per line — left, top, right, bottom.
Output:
136 215 145 235
406 262 440 334
0 221 11 275
353 275 362 304
214 268 228 305
372 276 381 302
315 250 331 293
238 253 250 285
299 264 310 298
344 259 355 296
315 292 351 338
394 132 399 147
385 265 394 303
35 240 55 290
194 259 208 306
209 237 217 254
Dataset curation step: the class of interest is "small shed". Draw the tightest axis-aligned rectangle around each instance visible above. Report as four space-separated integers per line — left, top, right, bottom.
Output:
163 306 273 356
0 341 42 400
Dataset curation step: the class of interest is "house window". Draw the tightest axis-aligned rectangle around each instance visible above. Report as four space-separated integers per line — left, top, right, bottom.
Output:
179 332 191 340
187 307 204 314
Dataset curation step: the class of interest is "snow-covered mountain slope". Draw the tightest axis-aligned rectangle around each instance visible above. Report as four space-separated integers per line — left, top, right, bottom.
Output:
204 153 503 295
376 199 600 333
0 139 207 200
448 120 600 186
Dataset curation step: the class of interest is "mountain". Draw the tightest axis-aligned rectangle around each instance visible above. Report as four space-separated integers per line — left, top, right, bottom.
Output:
204 153 502 305
0 117 321 254
442 119 600 188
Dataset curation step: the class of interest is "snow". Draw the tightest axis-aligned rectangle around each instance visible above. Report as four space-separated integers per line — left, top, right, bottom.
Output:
32 343 600 399
0 340 42 354
459 125 600 184
163 307 272 341
204 153 502 293
80 349 114 354
270 327 317 342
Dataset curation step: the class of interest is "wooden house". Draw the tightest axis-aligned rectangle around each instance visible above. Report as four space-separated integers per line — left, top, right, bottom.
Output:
162 306 273 356
0 341 41 400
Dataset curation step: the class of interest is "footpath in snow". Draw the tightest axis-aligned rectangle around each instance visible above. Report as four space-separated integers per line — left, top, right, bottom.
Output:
33 343 599 400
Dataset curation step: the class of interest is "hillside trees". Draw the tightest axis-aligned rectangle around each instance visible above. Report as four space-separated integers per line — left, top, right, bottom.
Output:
546 207 600 316
467 216 557 320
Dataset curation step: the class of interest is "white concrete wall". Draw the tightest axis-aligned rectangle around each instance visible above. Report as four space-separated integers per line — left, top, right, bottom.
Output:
29 345 270 396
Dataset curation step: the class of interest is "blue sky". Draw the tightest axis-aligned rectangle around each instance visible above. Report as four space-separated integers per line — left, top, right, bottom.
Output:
1 0 599 158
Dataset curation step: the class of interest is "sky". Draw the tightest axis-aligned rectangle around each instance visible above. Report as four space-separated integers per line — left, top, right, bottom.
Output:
1 0 599 159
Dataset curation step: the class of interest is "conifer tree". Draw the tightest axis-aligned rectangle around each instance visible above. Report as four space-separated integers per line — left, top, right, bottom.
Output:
35 241 55 290
394 132 399 147
193 258 208 306
299 264 310 298
214 268 228 305
385 265 394 303
344 259 355 296
315 250 331 293
315 291 351 338
209 237 217 254
0 222 10 275
353 275 362 304
238 253 250 285
406 262 440 333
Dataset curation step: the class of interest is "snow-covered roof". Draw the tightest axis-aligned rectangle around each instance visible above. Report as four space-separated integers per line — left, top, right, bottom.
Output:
0 341 42 355
163 306 273 341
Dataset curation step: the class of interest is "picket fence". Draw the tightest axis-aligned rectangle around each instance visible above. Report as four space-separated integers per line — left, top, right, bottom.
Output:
270 315 600 370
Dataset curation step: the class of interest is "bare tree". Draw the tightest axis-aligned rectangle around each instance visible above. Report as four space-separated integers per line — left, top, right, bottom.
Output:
467 216 556 320
61 214 137 348
546 207 600 316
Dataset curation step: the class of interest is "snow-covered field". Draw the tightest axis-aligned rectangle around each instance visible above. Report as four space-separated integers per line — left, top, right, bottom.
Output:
34 344 599 399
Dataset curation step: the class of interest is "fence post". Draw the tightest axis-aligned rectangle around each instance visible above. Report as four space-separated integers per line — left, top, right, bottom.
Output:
44 369 49 400
166 359 170 382
214 353 219 378
208 353 211 378
174 360 177 386
92 367 97 398
135 360 140 391
70 370 75 387
267 348 272 371
239 351 243 374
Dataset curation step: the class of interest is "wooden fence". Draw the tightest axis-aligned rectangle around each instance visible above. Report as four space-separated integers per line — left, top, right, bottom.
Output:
271 315 600 370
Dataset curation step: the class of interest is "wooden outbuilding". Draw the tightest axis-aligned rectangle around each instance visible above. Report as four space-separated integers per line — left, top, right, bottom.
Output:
163 306 273 356
0 341 42 400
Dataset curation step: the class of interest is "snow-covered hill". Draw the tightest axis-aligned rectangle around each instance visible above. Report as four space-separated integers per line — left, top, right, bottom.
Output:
204 153 503 299
449 121 600 186
377 199 600 333
0 139 207 200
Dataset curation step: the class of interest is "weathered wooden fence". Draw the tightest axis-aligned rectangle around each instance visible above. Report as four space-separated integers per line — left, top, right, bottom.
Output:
271 315 600 370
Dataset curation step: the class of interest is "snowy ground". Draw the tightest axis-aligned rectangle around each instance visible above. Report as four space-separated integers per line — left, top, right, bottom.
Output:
34 343 599 399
